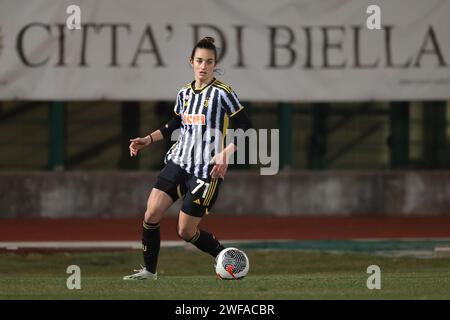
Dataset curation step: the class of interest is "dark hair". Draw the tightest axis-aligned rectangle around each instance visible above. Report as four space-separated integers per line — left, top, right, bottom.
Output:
190 37 217 62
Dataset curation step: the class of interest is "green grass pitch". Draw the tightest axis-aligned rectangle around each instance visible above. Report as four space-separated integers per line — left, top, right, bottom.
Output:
1 248 450 299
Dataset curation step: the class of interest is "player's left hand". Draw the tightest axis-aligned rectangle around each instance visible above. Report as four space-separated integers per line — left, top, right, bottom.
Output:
209 152 228 179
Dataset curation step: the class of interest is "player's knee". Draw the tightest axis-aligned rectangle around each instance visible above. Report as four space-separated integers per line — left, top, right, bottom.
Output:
177 225 195 242
144 208 162 224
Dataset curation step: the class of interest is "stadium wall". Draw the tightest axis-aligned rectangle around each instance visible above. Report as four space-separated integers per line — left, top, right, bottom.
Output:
1 171 449 217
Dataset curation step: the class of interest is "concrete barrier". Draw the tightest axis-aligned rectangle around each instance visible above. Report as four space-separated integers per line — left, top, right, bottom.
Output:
1 171 450 217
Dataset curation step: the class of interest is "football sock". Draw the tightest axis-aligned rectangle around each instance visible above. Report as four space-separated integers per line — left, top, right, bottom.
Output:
142 221 160 274
189 229 225 257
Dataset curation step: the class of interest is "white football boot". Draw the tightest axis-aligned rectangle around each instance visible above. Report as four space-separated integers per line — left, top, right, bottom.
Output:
123 265 157 280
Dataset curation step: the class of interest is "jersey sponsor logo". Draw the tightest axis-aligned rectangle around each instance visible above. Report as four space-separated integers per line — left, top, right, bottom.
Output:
182 113 206 125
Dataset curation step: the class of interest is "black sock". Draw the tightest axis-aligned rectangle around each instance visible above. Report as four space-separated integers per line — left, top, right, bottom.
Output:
142 221 160 273
189 229 225 258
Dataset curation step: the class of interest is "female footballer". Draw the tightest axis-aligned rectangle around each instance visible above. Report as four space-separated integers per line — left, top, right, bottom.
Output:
123 37 253 280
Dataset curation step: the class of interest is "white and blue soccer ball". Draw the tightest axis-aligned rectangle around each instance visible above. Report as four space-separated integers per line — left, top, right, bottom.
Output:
215 247 249 280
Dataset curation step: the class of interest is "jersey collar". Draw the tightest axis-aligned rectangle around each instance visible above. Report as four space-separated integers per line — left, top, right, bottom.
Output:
191 78 216 94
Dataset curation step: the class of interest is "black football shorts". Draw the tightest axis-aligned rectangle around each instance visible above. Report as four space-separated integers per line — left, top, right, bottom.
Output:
154 161 222 217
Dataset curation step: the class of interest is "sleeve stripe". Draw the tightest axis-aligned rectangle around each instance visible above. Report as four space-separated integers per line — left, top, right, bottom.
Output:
214 82 232 94
229 107 244 117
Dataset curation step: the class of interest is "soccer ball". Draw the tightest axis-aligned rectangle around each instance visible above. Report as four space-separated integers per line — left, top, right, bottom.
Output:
215 247 249 280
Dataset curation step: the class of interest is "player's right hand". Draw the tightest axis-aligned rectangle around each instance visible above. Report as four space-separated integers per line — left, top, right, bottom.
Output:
129 136 151 157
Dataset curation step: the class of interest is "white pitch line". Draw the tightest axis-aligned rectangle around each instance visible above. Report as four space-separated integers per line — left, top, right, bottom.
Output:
2 239 449 252
0 241 180 250
434 247 450 256
0 239 285 251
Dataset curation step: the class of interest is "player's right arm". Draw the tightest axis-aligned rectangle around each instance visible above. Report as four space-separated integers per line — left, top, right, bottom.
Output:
129 113 182 157
129 133 157 157
129 91 183 157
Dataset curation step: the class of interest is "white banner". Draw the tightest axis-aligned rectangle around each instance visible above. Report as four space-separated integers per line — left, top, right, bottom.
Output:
0 0 449 101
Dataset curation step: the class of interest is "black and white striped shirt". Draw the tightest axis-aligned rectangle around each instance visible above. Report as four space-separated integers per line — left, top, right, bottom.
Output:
165 78 243 179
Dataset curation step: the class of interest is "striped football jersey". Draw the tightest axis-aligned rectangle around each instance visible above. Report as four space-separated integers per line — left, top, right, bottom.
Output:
165 78 243 179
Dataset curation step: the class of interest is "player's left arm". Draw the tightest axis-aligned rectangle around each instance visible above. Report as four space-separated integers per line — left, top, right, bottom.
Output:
210 107 253 179
229 108 253 147
220 87 254 149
